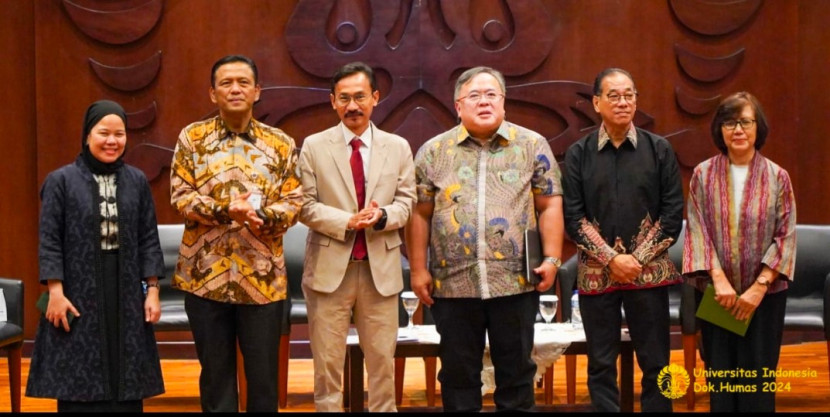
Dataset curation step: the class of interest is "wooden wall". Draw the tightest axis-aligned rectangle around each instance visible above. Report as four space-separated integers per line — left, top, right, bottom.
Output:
0 0 39 339
2 0 829 343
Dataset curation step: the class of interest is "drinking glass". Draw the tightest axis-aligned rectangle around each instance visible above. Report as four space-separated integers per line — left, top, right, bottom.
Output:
539 295 558 331
401 291 419 334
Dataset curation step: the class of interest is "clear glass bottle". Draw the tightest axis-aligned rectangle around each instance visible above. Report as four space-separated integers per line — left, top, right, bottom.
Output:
571 290 582 330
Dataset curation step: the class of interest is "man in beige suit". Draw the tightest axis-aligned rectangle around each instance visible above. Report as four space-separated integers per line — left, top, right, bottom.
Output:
298 62 416 412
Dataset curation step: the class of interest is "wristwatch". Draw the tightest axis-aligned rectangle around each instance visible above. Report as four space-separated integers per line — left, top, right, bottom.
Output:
756 276 772 287
373 208 388 230
543 256 562 268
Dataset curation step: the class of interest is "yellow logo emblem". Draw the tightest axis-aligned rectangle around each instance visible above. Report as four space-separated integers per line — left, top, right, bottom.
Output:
658 363 690 399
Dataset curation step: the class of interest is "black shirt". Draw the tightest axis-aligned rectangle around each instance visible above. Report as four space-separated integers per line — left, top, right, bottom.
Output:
562 126 684 293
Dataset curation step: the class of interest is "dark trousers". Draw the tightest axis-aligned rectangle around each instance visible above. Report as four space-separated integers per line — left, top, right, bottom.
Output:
184 293 284 412
581 286 672 412
698 289 787 412
431 291 538 412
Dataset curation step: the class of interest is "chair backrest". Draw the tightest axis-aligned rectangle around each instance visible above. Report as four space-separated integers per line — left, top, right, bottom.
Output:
790 224 830 298
0 278 23 328
284 222 309 302
157 224 185 288
156 223 310 295
667 223 685 272
400 256 434 326
557 255 578 323
666 223 699 333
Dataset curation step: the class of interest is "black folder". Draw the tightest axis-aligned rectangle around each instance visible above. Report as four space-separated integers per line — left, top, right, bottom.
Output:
524 229 543 285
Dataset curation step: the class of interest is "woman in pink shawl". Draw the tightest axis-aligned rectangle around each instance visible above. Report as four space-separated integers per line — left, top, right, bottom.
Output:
682 91 796 412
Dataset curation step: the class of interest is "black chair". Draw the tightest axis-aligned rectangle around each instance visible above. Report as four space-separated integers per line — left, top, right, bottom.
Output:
155 225 189 332
394 258 438 407
278 222 309 408
555 255 581 405
538 260 569 404
0 278 23 412
666 224 702 411
782 225 830 390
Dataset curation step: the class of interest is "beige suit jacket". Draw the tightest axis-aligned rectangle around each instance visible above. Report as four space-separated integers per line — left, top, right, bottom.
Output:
298 123 416 296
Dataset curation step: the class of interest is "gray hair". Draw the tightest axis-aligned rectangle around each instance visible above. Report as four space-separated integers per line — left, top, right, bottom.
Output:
454 66 507 101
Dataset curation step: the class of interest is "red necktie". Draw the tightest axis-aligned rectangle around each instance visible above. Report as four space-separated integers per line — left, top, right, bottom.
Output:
350 138 367 260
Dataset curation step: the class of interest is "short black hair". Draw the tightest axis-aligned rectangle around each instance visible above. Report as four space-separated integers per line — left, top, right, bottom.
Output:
592 68 635 96
211 55 258 87
710 91 769 154
331 62 378 93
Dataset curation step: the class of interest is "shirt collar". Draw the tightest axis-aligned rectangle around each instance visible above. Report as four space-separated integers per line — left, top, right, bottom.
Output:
217 117 257 142
597 122 637 151
341 122 373 148
456 121 513 148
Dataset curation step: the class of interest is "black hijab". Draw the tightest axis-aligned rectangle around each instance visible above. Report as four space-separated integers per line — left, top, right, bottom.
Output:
80 100 128 175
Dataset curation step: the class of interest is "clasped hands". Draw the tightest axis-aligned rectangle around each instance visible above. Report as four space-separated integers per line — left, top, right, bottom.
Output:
608 254 642 284
347 200 383 230
229 191 264 231
711 271 764 321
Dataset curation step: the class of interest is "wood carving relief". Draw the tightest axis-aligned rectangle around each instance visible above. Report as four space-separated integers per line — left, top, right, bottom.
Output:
63 0 163 45
62 0 164 179
280 0 560 154
59 0 728 182
668 0 764 170
89 50 162 92
669 0 763 36
259 0 655 167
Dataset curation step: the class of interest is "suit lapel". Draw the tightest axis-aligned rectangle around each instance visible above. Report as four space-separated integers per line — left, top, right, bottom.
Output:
327 130 358 205
366 128 387 201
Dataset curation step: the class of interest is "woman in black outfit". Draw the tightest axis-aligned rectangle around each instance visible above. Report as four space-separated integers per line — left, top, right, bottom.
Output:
26 100 166 412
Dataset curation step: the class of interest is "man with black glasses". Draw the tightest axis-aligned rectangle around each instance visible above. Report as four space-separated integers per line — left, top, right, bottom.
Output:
562 68 684 412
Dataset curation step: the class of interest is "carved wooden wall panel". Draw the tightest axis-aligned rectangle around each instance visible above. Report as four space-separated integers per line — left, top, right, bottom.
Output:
89 50 163 92
6 0 826 341
0 0 39 338
62 0 163 44
795 2 830 225
669 0 763 36
282 0 558 154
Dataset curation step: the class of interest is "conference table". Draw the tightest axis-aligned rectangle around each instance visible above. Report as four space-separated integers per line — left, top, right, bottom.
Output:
343 323 634 412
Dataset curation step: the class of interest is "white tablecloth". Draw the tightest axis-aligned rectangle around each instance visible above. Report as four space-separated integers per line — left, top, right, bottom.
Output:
399 323 587 394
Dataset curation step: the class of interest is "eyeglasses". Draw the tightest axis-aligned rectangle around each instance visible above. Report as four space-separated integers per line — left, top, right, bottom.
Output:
603 92 638 104
722 119 756 131
457 90 504 103
335 94 370 106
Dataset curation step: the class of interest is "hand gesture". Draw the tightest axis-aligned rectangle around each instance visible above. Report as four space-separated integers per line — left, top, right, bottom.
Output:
730 281 765 321
410 268 435 306
608 254 642 284
711 270 738 309
349 200 382 230
229 191 264 230
145 286 161 323
46 292 80 332
533 262 557 293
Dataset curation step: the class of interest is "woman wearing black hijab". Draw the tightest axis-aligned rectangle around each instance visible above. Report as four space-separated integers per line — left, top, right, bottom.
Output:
26 100 166 412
